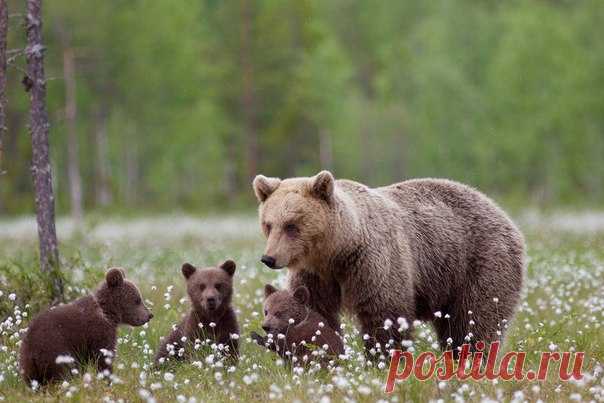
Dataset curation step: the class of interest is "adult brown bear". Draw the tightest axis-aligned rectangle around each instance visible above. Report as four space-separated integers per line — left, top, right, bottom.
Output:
252 171 525 358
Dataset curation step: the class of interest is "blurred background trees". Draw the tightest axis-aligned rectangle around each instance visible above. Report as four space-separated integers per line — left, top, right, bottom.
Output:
1 0 603 216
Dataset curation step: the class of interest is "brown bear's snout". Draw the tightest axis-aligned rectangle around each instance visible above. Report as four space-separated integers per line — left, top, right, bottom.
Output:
206 297 217 310
260 255 276 269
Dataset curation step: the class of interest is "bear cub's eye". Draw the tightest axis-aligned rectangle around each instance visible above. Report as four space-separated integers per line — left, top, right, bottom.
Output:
264 223 272 234
264 309 268 316
215 283 222 291
135 297 142 305
284 223 298 236
199 284 206 291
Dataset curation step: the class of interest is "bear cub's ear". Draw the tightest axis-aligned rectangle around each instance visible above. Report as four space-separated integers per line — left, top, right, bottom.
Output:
293 286 310 305
220 260 236 277
253 174 281 203
264 284 277 298
182 263 197 279
106 267 125 288
310 170 335 203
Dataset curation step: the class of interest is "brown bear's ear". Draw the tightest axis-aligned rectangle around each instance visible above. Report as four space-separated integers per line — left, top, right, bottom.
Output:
309 170 335 203
264 284 277 298
181 263 197 279
252 175 281 203
293 286 310 305
106 268 125 288
219 260 236 277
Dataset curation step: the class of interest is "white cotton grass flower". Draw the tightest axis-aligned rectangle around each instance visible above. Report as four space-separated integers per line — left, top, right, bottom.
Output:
397 317 409 331
150 382 162 390
55 354 75 365
139 388 157 403
83 373 92 384
163 372 175 382
357 385 371 395
434 311 442 318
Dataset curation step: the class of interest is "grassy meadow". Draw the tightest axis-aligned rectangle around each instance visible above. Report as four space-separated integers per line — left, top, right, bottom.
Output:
0 213 603 402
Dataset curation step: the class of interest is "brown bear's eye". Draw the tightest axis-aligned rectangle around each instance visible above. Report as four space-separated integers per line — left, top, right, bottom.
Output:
264 309 268 316
215 283 222 291
135 297 142 305
264 223 272 234
284 223 298 237
199 284 206 291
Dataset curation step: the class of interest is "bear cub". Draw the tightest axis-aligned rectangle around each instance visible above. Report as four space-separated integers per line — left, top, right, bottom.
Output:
251 284 344 365
155 260 239 365
19 268 153 385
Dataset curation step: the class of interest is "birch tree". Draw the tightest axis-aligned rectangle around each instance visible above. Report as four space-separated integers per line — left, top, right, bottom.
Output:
0 0 7 174
25 0 63 300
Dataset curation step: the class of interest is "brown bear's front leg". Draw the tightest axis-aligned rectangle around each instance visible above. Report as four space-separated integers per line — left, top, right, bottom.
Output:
155 325 186 365
96 353 113 377
216 310 240 361
89 333 117 378
250 331 279 353
357 307 413 361
288 270 341 331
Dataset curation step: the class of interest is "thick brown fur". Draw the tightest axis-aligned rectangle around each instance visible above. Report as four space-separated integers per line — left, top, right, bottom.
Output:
253 171 525 358
251 284 344 365
19 268 153 385
155 261 239 365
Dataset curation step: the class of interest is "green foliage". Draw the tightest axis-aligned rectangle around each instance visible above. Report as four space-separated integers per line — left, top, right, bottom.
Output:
1 0 604 215
0 258 69 317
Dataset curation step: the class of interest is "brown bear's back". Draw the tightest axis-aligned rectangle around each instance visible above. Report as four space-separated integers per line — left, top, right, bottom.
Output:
334 177 524 321
20 295 112 384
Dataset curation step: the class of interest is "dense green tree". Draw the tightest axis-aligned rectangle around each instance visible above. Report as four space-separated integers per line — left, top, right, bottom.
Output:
1 0 603 215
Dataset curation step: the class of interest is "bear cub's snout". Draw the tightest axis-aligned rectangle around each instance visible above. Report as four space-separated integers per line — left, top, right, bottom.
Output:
252 284 344 365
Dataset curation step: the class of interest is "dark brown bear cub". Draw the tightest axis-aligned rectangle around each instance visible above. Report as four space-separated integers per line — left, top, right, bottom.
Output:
19 268 153 386
251 284 344 365
155 260 239 365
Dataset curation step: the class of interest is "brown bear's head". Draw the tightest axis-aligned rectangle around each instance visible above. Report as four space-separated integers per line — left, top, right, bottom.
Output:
261 284 310 334
181 260 236 315
96 268 153 326
252 170 336 271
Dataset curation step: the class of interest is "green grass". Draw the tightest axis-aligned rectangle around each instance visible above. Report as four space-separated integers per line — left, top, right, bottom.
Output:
0 215 603 402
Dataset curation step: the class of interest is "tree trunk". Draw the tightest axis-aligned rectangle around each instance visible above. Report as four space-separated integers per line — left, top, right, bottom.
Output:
62 47 83 223
240 0 258 182
0 0 7 174
25 0 63 301
94 105 111 206
124 142 138 205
